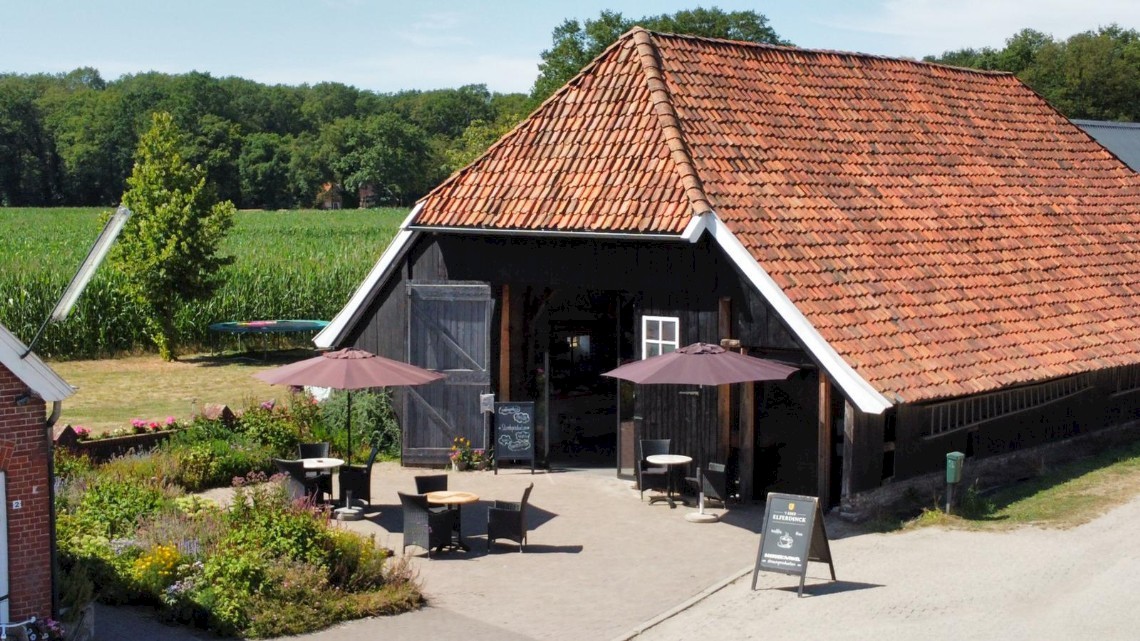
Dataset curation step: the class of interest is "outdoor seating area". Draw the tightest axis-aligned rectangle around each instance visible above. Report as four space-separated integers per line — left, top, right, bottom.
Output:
266 461 772 640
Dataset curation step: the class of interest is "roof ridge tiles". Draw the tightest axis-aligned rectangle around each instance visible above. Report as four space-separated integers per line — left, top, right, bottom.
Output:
631 26 1015 79
629 28 712 216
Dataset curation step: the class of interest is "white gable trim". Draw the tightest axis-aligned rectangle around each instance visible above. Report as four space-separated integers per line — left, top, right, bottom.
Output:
314 204 423 349
0 325 75 402
703 214 894 415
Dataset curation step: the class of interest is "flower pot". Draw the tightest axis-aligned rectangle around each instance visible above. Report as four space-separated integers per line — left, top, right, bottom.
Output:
453 461 468 472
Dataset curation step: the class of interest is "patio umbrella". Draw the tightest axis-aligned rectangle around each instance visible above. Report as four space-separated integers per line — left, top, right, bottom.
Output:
254 348 445 463
603 342 798 521
601 342 798 385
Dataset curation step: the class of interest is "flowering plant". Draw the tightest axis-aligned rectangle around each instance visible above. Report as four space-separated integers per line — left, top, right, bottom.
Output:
73 425 91 441
25 617 64 640
129 416 179 434
449 436 476 468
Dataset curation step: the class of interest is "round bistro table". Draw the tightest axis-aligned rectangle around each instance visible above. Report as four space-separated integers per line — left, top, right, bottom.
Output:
425 490 480 552
645 454 693 508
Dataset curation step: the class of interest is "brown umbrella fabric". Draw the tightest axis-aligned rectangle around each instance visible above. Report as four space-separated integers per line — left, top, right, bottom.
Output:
254 348 445 463
601 342 798 385
254 348 445 389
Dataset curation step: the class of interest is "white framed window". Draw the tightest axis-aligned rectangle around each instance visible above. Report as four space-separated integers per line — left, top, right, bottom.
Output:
642 316 680 359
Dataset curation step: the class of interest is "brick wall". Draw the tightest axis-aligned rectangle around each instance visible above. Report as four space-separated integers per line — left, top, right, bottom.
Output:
0 365 53 620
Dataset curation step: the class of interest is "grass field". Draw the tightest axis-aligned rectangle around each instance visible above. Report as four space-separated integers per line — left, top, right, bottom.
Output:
51 351 293 432
0 207 406 359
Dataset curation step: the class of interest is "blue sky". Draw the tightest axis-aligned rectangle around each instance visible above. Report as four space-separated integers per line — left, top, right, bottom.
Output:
3 1 1139 94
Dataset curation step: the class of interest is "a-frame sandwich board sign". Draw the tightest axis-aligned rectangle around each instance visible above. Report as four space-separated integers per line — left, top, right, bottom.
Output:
751 493 836 597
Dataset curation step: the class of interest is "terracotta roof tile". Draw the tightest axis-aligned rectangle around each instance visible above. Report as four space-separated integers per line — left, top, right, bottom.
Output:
413 29 1140 404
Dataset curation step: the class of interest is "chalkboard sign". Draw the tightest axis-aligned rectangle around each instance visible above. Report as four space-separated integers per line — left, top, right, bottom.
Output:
493 401 535 474
751 493 836 596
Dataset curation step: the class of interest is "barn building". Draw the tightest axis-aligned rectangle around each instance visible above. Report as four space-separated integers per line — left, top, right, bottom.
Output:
317 29 1140 508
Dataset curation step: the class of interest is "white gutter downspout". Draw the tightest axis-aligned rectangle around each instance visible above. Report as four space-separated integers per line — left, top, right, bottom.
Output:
702 212 894 415
314 204 423 349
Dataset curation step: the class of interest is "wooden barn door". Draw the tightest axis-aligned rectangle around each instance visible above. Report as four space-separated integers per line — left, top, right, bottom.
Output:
403 282 493 464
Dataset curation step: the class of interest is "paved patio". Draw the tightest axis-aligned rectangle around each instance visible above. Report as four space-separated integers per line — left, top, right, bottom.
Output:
96 462 1140 640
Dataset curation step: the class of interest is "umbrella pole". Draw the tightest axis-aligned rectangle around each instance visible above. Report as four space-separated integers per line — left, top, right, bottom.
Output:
346 391 352 466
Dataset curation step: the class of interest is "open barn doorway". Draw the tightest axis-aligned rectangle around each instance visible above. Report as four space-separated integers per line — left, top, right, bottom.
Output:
538 289 633 469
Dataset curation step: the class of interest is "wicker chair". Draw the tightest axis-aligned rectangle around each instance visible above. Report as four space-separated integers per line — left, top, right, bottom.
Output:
686 462 730 509
414 474 448 494
273 458 322 501
636 439 671 502
297 442 333 499
397 491 456 557
338 444 380 507
487 483 534 552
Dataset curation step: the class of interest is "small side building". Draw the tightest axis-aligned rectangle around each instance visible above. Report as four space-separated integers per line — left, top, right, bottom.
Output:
0 324 75 623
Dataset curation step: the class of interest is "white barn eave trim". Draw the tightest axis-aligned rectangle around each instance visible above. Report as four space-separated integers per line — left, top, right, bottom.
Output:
704 214 893 415
314 203 423 349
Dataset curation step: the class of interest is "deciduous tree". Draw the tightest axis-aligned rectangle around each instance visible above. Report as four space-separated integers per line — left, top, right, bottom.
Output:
112 112 235 361
531 8 788 103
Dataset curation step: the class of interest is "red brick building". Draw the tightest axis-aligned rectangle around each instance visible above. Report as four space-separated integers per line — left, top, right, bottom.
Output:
0 324 74 623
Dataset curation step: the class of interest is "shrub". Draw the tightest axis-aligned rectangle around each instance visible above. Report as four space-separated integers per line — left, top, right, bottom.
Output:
238 403 300 457
326 530 390 592
225 476 331 565
76 473 171 538
318 389 400 461
54 448 94 480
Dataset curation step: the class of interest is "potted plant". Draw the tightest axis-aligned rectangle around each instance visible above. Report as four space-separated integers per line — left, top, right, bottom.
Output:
449 436 474 471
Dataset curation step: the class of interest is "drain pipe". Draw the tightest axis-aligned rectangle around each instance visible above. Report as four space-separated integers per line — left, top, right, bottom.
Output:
46 401 62 618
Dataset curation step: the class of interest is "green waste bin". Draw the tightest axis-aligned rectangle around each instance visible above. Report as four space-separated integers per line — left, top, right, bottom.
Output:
946 451 965 484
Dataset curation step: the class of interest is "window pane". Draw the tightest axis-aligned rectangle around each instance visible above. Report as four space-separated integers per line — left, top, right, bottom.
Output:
661 343 676 354
662 320 676 343
646 320 660 341
647 343 661 358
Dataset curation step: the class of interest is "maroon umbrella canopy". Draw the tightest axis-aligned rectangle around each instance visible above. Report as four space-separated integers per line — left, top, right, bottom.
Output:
255 348 445 465
254 348 445 390
602 342 798 385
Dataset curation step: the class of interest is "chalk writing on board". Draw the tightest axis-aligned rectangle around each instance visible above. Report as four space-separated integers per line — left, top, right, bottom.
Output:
493 401 536 474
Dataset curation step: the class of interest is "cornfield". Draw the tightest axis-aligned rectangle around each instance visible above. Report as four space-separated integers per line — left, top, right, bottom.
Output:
0 207 406 359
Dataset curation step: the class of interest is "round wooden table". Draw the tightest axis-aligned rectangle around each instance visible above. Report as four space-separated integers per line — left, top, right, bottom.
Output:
646 454 693 508
426 491 480 552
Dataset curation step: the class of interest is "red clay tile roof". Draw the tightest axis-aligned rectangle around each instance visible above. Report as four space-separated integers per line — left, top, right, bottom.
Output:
414 28 1140 404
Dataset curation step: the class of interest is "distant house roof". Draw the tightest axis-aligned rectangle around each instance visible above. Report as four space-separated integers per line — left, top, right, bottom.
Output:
344 28 1140 408
0 324 75 402
1072 119 1140 172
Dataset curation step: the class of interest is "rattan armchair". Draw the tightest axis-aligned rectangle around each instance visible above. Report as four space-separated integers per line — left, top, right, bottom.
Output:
487 483 534 552
397 491 456 557
273 458 322 502
297 442 333 499
686 462 730 509
338 444 380 507
414 474 448 494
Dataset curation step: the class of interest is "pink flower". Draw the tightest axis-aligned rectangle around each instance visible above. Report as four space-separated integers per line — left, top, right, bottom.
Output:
165 416 176 425
74 426 91 440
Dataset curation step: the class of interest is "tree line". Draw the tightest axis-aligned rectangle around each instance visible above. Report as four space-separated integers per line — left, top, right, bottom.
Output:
2 9 1137 209
0 70 529 208
925 24 1140 122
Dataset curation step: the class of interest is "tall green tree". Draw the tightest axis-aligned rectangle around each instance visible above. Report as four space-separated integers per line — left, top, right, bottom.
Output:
112 111 235 361
531 7 789 103
333 113 434 206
